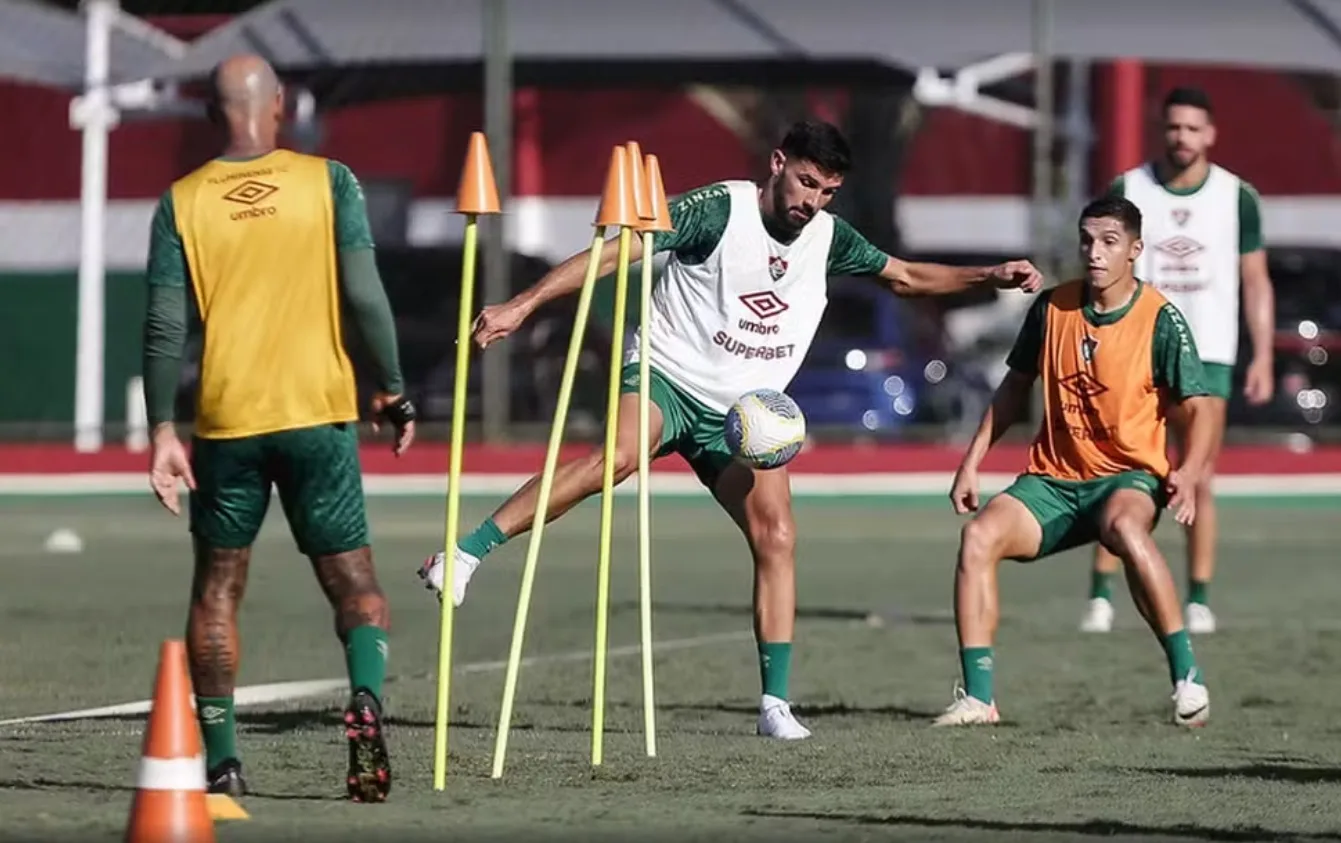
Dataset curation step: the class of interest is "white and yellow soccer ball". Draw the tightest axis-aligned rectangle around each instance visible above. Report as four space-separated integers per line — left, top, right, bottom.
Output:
724 388 807 470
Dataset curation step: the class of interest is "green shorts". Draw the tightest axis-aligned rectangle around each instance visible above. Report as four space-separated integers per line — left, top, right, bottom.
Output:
189 422 369 557
620 363 733 490
1000 470 1167 561
1201 361 1232 400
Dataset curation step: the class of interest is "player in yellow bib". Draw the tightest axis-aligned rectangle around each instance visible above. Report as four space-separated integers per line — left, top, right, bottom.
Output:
141 55 412 803
936 196 1218 728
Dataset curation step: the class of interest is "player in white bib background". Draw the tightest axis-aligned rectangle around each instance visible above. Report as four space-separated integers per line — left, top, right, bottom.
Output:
419 120 1043 739
1080 87 1277 636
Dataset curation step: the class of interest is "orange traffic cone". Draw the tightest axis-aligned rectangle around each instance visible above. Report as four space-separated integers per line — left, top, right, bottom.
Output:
124 640 216 843
638 154 675 234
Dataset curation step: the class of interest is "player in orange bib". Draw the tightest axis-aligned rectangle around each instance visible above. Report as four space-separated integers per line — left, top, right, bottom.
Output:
935 196 1218 728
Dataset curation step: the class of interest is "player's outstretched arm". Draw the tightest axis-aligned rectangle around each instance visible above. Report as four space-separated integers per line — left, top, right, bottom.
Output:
879 257 1044 297
951 294 1048 513
950 368 1036 514
473 234 647 348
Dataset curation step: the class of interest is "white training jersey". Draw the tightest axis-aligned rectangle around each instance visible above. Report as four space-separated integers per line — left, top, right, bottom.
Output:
1116 163 1264 366
623 180 889 412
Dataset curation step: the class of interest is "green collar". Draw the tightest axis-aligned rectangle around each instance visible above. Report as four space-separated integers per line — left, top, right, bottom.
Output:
1150 161 1210 197
1082 280 1143 326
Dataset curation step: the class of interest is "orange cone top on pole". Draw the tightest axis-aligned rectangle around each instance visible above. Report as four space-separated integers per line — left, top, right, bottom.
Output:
455 131 502 215
625 141 652 222
125 639 216 843
593 145 640 229
637 155 675 233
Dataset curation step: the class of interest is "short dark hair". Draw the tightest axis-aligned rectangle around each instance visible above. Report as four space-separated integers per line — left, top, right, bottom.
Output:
1080 195 1143 238
778 120 852 176
1162 86 1213 117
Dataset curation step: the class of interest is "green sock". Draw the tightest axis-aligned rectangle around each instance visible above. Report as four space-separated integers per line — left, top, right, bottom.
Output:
345 625 389 702
460 517 507 560
758 642 792 700
1162 630 1202 685
960 647 995 704
1090 570 1115 602
196 695 238 771
1187 579 1209 607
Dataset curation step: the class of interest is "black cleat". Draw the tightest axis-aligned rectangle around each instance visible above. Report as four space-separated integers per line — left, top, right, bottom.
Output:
206 758 247 797
343 688 391 803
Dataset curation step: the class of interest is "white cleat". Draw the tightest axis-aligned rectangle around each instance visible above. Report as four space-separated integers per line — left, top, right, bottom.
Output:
1079 597 1115 633
757 695 811 740
417 548 480 608
932 685 1001 727
1185 602 1217 634
1172 670 1210 727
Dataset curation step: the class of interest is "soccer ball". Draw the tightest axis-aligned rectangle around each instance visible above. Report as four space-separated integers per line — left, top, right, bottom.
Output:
724 389 807 470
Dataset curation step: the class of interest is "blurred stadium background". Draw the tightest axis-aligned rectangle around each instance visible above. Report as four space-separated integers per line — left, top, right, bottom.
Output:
1 0 1339 478
7 5 1341 840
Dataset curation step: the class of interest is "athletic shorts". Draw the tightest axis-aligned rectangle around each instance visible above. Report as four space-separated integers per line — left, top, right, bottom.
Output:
1000 470 1167 562
189 422 369 557
1201 361 1233 400
619 363 733 490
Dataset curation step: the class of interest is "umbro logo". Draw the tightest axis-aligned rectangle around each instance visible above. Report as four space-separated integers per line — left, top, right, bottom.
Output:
200 705 228 724
222 180 279 205
1154 235 1204 261
739 290 789 321
1059 372 1109 398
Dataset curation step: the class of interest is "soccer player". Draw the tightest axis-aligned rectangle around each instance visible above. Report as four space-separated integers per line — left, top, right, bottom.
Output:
141 55 414 802
936 195 1215 728
1080 86 1276 635
418 119 1043 739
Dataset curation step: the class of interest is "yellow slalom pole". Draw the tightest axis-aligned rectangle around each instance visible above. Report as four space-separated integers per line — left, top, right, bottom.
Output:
432 214 476 790
433 130 500 790
592 224 633 767
637 228 657 758
491 228 608 780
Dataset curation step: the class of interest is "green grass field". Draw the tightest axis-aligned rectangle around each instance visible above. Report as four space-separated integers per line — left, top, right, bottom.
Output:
2 494 1340 842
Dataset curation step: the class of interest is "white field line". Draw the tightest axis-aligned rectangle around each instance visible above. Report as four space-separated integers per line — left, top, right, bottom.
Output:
2 472 1340 497
0 630 752 727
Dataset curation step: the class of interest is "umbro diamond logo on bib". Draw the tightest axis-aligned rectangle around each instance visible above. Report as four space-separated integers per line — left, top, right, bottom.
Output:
222 180 279 205
1154 235 1204 261
739 291 789 320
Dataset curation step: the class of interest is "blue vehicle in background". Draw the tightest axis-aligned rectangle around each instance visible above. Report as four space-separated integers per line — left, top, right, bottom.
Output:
788 277 938 434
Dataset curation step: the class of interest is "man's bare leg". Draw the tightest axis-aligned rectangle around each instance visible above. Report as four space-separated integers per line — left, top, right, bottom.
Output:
935 493 1043 725
1097 489 1209 725
1182 398 1226 633
419 392 665 604
311 546 393 801
491 393 665 535
711 462 808 738
186 539 250 792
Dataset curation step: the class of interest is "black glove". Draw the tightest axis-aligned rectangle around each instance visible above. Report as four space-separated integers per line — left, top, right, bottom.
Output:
379 395 417 427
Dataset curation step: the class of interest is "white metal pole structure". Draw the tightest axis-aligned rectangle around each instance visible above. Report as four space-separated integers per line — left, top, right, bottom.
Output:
72 0 120 453
1030 0 1055 276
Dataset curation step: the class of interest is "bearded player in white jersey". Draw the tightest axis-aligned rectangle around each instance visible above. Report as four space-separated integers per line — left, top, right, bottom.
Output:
418 120 1042 739
1080 87 1276 636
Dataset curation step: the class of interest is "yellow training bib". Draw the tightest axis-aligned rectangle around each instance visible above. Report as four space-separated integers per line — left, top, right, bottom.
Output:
171 150 358 439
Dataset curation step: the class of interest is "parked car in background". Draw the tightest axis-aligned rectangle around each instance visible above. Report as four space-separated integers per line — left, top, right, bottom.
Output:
788 276 935 434
1228 246 1341 433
